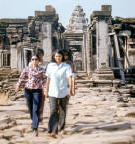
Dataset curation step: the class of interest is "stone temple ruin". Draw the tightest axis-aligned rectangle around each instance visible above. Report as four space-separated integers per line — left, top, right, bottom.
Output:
1 5 135 144
0 5 135 87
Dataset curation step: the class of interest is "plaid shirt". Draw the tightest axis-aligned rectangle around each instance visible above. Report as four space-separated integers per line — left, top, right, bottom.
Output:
16 66 46 89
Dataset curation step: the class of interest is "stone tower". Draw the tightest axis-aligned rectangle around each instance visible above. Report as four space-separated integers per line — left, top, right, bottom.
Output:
64 5 88 72
66 5 87 33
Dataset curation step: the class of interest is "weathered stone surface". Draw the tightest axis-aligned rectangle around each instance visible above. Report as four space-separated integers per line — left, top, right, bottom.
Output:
0 116 11 123
95 122 131 131
116 108 135 118
2 131 23 140
56 134 133 144
0 121 16 130
0 139 11 144
0 84 135 144
65 5 87 33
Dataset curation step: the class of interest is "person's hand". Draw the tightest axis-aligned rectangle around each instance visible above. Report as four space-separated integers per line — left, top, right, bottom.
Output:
43 85 48 98
70 89 75 96
44 88 48 98
15 87 19 93
45 91 48 98
72 88 75 96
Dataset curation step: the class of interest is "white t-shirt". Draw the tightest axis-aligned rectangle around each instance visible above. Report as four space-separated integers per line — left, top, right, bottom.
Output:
46 62 72 98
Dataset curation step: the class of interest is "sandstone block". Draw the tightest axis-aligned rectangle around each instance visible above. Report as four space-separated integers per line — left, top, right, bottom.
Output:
0 139 11 144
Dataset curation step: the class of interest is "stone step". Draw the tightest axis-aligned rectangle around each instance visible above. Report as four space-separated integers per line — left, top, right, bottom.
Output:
76 79 92 83
76 72 89 77
76 79 121 87
6 81 17 85
0 75 9 79
9 74 20 79
93 73 114 80
76 83 91 88
0 68 11 73
76 88 90 93
0 72 9 76
76 73 88 77
8 78 19 83
96 71 114 74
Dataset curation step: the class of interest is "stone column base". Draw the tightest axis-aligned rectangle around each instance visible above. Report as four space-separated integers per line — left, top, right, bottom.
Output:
92 66 114 80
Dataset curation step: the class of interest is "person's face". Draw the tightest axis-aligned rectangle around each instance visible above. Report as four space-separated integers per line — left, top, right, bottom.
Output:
64 55 68 60
39 53 44 60
55 53 62 64
31 56 39 66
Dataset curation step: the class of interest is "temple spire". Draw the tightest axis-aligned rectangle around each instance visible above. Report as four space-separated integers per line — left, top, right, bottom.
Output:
66 5 87 33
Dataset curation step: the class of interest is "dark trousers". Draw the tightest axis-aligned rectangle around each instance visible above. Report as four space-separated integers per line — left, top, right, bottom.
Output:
48 96 67 133
24 88 42 129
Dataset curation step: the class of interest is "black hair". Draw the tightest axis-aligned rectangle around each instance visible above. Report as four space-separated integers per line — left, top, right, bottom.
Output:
31 54 40 61
62 49 69 56
51 49 65 62
62 49 73 61
36 48 44 56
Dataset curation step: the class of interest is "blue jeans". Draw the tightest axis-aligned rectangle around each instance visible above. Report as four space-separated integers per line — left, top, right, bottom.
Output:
25 88 42 129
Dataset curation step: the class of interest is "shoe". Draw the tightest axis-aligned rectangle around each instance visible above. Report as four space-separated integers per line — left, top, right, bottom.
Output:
48 133 51 137
60 130 66 135
51 133 57 138
33 129 38 137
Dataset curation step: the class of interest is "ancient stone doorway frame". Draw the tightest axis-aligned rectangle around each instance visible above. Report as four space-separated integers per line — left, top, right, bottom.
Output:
0 50 10 67
23 48 33 67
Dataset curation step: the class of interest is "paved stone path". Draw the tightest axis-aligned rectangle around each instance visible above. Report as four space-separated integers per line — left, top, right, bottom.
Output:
1 86 135 144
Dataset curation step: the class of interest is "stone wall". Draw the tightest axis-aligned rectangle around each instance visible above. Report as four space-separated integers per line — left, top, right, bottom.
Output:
0 5 64 71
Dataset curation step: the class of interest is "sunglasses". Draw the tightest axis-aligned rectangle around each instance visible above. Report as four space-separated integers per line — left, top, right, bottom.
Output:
31 58 38 61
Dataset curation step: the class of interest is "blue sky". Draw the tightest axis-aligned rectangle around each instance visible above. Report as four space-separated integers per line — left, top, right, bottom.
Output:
0 0 135 26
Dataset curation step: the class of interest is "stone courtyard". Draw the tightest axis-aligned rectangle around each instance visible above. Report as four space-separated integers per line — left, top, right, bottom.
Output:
1 80 135 144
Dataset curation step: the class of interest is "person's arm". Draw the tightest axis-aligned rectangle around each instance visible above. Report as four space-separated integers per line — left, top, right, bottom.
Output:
44 77 50 98
71 62 76 96
71 62 75 73
44 64 51 98
15 67 28 93
68 76 73 96
42 69 47 87
71 77 75 96
66 64 75 96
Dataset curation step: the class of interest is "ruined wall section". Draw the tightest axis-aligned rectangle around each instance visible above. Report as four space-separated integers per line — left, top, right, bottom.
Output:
0 19 28 69
0 5 65 71
111 17 135 67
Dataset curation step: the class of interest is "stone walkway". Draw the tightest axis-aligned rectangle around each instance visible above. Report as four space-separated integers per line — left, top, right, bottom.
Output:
0 86 135 144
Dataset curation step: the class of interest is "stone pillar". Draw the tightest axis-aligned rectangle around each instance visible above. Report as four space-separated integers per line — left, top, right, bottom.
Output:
86 31 91 74
0 51 2 67
127 37 135 66
82 33 87 72
23 49 27 67
11 45 18 69
41 22 52 61
92 17 114 81
17 43 25 72
96 19 109 69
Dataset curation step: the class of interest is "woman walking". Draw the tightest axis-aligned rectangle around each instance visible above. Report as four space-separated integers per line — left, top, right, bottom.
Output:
15 54 46 136
28 49 48 122
35 48 48 122
45 50 75 138
62 49 75 100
